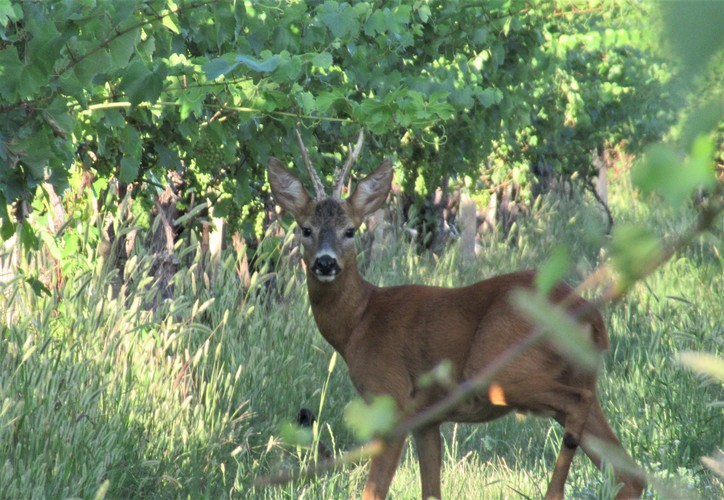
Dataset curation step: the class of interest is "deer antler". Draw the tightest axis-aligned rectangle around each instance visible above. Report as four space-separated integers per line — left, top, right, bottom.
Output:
295 128 326 199
332 130 365 199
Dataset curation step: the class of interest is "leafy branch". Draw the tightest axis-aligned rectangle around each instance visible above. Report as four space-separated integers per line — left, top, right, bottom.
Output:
82 100 355 124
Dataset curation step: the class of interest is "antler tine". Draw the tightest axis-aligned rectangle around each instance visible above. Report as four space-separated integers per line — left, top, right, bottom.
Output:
332 130 365 199
295 128 326 199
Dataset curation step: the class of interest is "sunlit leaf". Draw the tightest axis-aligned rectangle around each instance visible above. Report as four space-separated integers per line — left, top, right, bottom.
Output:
535 245 570 295
278 421 312 447
344 395 397 441
609 224 663 283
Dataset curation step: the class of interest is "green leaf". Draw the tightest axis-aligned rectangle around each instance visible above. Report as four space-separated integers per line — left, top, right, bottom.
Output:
177 86 205 120
119 60 167 106
278 421 313 447
15 132 53 178
320 2 360 39
344 395 398 441
316 89 346 113
609 224 663 283
0 193 14 241
0 47 22 100
0 0 21 25
296 91 315 114
535 245 570 295
312 52 333 69
632 142 716 208
510 289 601 371
74 44 112 88
119 156 139 183
108 30 138 67
20 220 40 251
39 230 62 260
477 88 501 108
161 12 180 35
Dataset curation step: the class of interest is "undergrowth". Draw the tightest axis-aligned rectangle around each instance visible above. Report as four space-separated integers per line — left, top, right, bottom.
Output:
0 176 721 499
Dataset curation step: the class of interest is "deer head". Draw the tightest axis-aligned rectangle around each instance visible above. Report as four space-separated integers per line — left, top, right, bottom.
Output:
267 131 393 283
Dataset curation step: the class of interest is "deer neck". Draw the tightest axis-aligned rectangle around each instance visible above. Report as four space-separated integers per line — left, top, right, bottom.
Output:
306 259 372 355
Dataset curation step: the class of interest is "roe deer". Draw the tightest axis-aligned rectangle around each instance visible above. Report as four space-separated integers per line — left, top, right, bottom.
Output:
267 131 643 500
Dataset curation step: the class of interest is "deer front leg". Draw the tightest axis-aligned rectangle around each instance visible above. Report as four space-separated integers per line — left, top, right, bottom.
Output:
361 438 406 500
414 424 442 499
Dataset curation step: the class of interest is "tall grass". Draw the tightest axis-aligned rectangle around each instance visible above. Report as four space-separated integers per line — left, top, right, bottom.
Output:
1 174 721 498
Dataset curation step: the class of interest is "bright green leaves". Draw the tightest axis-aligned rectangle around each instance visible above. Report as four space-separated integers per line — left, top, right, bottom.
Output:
356 90 454 134
632 138 717 209
344 395 398 442
632 98 720 210
609 225 663 285
278 421 313 448
534 245 570 295
0 0 20 26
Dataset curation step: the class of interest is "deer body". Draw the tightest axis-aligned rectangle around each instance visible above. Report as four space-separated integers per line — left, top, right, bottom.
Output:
267 135 643 500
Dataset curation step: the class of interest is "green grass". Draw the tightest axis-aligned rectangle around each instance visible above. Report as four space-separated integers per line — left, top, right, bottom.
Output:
1 175 722 499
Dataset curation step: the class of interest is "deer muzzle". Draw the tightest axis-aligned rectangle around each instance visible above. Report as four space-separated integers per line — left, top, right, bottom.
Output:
312 254 341 282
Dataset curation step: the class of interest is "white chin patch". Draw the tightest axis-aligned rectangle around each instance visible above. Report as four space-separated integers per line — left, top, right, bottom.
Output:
314 273 337 283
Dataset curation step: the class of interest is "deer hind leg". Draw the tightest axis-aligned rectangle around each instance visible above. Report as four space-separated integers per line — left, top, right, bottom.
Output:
413 424 442 500
361 437 406 500
580 400 644 499
497 378 594 500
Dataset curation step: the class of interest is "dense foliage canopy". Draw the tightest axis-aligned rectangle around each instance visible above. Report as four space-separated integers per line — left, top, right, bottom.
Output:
2 0 708 248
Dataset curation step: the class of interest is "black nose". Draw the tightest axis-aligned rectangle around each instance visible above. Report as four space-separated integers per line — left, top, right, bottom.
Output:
313 255 340 276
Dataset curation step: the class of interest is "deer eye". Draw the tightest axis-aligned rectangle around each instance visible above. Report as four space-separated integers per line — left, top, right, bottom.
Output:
301 226 312 238
344 228 355 239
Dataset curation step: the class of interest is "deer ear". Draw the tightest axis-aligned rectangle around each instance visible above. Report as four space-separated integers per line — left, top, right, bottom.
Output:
267 157 313 219
348 159 393 222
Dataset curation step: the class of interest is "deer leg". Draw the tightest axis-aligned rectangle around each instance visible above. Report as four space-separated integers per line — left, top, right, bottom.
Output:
580 400 644 499
498 378 594 500
361 438 406 500
413 424 442 500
